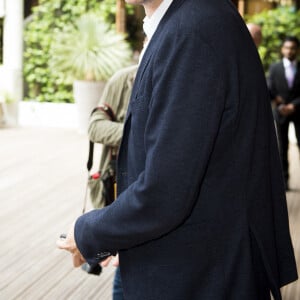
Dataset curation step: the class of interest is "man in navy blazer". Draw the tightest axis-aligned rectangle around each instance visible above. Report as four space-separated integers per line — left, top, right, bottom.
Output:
58 1 298 299
268 36 300 190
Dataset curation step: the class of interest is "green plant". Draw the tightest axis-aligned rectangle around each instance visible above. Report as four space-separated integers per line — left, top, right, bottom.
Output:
95 0 135 25
247 6 300 72
24 0 135 103
50 13 132 82
0 90 15 103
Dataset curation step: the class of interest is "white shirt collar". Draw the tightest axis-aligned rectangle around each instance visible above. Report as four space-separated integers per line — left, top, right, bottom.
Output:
283 57 296 68
139 0 173 64
143 0 173 42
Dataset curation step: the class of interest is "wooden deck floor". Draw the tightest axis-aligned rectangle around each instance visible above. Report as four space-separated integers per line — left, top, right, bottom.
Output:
0 127 299 300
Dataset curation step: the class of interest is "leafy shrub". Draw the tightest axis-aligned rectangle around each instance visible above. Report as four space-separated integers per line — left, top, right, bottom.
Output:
50 13 132 82
247 6 300 72
24 0 134 103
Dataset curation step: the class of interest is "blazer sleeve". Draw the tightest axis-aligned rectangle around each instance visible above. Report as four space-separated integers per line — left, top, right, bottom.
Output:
75 29 226 265
291 97 300 108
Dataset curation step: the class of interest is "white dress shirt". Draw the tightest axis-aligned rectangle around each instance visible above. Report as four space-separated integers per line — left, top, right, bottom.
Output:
139 0 173 63
283 57 297 88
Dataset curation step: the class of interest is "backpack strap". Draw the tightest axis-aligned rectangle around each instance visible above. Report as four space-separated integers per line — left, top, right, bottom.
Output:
87 103 116 172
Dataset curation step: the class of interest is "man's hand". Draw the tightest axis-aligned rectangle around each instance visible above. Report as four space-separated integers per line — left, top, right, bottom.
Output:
56 221 86 267
285 103 295 115
278 104 295 116
274 95 284 105
100 254 119 267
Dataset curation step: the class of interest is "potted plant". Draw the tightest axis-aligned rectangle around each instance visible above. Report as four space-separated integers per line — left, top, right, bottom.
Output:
50 13 132 133
0 89 18 127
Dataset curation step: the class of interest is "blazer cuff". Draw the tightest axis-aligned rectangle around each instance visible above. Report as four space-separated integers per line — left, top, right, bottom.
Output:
74 214 116 266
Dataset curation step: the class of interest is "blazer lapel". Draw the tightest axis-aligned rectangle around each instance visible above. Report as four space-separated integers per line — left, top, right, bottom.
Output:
124 51 153 125
278 62 290 90
125 0 185 125
130 0 185 101
291 61 300 89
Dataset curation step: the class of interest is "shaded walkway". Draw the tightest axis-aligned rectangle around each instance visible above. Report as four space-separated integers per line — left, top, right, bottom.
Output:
0 127 299 299
0 128 114 300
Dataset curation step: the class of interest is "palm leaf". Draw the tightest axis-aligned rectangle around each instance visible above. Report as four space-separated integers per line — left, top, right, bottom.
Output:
49 13 132 81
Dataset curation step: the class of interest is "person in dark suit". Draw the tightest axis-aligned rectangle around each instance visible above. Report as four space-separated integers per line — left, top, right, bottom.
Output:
57 1 298 299
268 36 300 191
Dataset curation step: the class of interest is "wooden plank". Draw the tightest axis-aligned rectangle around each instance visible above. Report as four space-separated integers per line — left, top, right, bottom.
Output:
0 128 114 300
0 128 299 299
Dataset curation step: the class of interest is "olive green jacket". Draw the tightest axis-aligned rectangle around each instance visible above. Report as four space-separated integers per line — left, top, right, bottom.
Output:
88 64 138 207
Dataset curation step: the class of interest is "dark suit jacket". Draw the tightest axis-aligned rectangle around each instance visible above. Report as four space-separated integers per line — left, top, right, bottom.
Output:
75 1 298 299
268 60 300 124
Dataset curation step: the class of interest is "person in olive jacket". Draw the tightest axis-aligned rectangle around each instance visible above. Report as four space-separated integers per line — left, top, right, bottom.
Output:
88 65 138 208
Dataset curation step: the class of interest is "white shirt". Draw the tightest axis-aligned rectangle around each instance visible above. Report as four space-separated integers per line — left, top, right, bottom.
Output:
283 57 297 88
139 0 173 63
283 57 296 70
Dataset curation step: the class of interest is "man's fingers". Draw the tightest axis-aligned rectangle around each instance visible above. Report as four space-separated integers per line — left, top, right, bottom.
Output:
56 236 75 251
112 259 119 267
57 238 86 267
72 251 86 267
56 221 86 268
56 238 70 250
112 255 119 267
100 256 113 267
99 254 119 267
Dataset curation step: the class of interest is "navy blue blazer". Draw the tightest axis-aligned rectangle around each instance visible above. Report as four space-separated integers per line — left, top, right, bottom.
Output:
75 0 297 299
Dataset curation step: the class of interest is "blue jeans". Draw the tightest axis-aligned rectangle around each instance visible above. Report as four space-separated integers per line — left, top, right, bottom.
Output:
113 267 124 300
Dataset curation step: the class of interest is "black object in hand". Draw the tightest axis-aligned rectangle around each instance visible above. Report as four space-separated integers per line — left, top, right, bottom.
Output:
60 233 67 239
81 262 102 276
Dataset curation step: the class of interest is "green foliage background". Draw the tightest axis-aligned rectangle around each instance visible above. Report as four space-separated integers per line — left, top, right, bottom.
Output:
247 6 300 73
24 4 300 102
24 0 134 103
49 13 132 82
